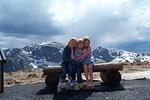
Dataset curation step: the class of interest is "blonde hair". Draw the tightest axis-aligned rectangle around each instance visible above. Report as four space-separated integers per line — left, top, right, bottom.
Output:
68 38 76 43
77 38 83 45
68 38 77 47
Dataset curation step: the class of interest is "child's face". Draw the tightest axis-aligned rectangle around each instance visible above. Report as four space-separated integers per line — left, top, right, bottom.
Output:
78 43 83 49
84 40 90 48
69 40 77 48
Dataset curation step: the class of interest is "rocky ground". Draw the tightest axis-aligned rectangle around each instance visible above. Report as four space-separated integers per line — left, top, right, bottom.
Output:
4 63 150 87
1 63 150 100
4 69 45 87
1 79 150 100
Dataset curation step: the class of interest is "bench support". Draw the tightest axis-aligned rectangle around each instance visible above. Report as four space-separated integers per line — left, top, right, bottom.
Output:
100 70 121 86
43 63 123 90
45 72 60 91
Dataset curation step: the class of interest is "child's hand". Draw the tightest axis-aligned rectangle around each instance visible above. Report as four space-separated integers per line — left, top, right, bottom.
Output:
71 50 75 60
83 49 86 52
80 50 84 53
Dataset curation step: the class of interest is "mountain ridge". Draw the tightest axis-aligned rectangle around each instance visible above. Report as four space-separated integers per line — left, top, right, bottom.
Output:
3 41 150 72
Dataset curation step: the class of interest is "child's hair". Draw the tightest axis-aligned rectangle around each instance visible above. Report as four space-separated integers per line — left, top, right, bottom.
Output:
83 37 90 43
77 39 83 45
68 38 77 44
83 37 91 48
68 38 77 47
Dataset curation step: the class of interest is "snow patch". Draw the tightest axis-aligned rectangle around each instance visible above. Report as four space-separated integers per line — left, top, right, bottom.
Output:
29 63 38 68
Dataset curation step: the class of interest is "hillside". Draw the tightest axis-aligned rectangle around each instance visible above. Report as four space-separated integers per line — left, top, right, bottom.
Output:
3 42 150 72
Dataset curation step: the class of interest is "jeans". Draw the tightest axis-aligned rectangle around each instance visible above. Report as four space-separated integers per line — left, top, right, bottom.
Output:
72 61 83 83
68 64 76 81
60 62 76 81
60 62 68 80
60 61 83 83
76 63 83 83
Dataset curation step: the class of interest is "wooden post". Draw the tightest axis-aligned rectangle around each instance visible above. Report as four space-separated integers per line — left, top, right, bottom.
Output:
0 61 4 93
0 48 6 93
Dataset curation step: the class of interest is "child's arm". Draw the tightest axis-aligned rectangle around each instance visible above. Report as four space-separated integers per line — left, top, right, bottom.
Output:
62 47 74 62
74 50 85 61
75 51 83 60
71 50 75 60
76 47 92 61
83 46 92 57
75 54 84 61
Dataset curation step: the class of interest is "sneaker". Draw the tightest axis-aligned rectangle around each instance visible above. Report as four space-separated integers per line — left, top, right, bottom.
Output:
74 83 80 91
90 86 95 90
79 83 84 89
67 79 71 84
70 80 75 87
57 82 62 93
60 79 67 83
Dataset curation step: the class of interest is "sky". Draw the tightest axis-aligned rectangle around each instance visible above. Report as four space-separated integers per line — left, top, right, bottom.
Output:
0 0 150 48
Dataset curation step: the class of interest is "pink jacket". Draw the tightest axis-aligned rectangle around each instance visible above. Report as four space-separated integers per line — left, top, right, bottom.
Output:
71 46 92 62
83 46 92 58
74 46 92 62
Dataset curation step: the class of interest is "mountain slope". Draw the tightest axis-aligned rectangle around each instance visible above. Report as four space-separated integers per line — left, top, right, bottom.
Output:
4 42 65 72
4 42 150 72
111 41 150 54
4 48 32 72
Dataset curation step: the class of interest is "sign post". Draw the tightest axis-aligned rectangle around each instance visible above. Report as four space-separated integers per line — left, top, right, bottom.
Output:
0 48 6 93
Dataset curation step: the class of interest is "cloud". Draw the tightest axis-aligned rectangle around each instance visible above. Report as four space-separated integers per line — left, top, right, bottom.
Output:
0 0 62 37
0 0 150 48
49 0 150 47
0 32 49 48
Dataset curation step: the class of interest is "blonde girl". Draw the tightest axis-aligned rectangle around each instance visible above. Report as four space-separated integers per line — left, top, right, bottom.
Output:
83 38 94 89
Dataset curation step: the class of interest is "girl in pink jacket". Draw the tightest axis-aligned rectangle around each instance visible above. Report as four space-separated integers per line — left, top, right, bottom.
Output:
83 37 94 89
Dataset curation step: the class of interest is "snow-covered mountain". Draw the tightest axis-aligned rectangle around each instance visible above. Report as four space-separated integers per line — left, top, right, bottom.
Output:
23 41 64 66
4 42 65 72
109 48 150 63
111 41 150 54
93 47 150 63
4 48 33 72
3 42 150 72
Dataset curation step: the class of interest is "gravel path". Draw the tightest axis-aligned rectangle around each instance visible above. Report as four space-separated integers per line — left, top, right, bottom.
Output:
0 79 150 100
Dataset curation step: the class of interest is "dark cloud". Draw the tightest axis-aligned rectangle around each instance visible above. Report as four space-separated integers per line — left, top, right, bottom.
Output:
0 0 150 48
0 0 62 37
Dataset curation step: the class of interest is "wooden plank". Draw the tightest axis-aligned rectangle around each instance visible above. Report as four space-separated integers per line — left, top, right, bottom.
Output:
93 63 123 71
43 67 61 75
43 63 124 75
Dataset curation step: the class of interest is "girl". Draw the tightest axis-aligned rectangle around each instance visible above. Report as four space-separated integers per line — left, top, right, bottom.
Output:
83 37 94 89
72 39 84 83
60 38 77 83
58 38 77 92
